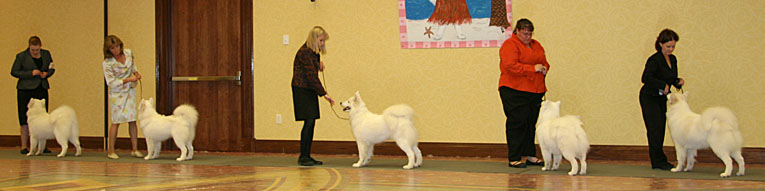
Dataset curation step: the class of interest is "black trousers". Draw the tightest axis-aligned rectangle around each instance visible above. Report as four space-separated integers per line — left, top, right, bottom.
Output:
639 92 670 167
17 86 48 126
299 119 316 159
499 87 544 162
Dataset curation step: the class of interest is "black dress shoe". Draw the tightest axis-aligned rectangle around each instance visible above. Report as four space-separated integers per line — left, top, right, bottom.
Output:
652 163 674 170
508 161 527 168
20 148 29 154
43 148 51 153
310 158 323 165
526 159 544 166
298 158 314 166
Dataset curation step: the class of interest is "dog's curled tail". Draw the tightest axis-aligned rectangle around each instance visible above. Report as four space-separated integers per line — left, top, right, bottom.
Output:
383 104 414 121
701 107 743 147
50 105 77 127
570 116 590 151
50 105 79 137
174 104 199 129
559 115 590 153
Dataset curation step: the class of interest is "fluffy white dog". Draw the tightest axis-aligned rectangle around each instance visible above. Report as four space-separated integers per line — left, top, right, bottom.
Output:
536 100 589 176
666 92 745 177
340 91 423 169
26 98 82 158
138 98 198 161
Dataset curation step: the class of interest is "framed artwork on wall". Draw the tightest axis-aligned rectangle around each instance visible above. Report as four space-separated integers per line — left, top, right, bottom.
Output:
399 0 512 49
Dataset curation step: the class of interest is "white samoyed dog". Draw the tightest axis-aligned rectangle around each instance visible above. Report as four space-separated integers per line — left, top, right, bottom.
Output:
138 98 198 161
666 92 745 177
26 98 82 158
536 100 589 176
340 91 422 169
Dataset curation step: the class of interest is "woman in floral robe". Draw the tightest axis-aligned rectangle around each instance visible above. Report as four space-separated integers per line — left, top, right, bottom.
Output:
102 35 143 159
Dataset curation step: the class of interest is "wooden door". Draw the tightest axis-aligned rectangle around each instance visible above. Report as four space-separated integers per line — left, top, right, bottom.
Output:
156 0 254 152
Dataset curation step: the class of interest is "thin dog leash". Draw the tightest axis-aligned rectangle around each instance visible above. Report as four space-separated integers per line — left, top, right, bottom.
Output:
319 71 349 120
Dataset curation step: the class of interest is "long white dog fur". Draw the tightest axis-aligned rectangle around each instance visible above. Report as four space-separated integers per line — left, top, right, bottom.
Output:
536 100 589 176
340 91 423 169
26 98 82 158
666 92 745 177
138 98 198 161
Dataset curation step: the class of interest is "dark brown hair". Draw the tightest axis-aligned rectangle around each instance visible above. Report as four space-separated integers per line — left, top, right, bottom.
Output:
513 18 534 34
28 36 41 46
655 29 679 51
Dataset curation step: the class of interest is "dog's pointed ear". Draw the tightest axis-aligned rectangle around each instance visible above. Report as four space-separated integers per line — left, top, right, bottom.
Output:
354 91 362 103
27 99 34 108
149 97 155 106
41 99 46 106
668 93 678 104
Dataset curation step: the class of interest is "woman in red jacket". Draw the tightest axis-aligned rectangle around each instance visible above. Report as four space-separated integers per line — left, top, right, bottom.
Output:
291 26 335 166
498 18 549 168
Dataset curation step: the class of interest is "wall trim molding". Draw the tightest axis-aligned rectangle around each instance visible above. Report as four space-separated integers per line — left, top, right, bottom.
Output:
1 136 761 163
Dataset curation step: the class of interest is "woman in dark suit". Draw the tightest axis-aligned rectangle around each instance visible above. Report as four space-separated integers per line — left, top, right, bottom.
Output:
639 29 682 170
292 26 335 166
10 36 55 155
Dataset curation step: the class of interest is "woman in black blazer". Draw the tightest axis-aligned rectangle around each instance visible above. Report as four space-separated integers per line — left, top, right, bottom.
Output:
639 29 682 170
10 36 55 155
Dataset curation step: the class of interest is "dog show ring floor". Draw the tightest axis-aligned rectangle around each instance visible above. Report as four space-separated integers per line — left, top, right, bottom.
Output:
0 148 763 190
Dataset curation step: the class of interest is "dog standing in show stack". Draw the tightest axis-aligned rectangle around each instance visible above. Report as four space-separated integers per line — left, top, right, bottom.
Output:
535 100 589 176
340 91 422 169
666 92 745 177
26 98 82 157
138 98 198 161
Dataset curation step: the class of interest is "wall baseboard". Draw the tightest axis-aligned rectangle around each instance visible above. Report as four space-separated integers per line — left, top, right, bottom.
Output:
2 136 761 163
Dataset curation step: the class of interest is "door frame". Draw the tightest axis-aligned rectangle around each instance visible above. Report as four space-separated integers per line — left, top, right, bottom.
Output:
155 0 255 151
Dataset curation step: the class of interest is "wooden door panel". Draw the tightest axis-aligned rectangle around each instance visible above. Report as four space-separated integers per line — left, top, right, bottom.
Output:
157 0 253 152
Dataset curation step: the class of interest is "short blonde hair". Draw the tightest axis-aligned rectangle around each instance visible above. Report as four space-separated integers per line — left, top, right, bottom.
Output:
103 35 124 59
306 26 328 54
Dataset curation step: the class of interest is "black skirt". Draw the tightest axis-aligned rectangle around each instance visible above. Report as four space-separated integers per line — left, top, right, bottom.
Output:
292 86 320 121
17 85 48 125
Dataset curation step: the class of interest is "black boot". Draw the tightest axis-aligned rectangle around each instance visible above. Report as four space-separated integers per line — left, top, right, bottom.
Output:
298 157 314 166
310 158 323 165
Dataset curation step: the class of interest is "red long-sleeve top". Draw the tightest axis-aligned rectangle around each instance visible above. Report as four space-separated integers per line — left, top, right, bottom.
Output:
292 43 327 96
498 34 549 93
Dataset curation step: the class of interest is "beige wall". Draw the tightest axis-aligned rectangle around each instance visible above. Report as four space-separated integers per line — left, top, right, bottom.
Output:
1 0 105 137
0 0 155 139
2 1 763 148
253 0 765 147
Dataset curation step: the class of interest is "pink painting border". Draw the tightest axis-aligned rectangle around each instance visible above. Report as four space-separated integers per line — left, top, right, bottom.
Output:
398 0 512 49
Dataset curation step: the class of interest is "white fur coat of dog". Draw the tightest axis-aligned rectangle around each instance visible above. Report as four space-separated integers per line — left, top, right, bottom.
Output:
666 92 745 177
536 100 589 175
340 91 422 169
138 98 198 161
26 98 82 157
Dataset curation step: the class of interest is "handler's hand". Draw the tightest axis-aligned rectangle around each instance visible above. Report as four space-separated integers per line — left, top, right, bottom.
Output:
324 95 335 106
